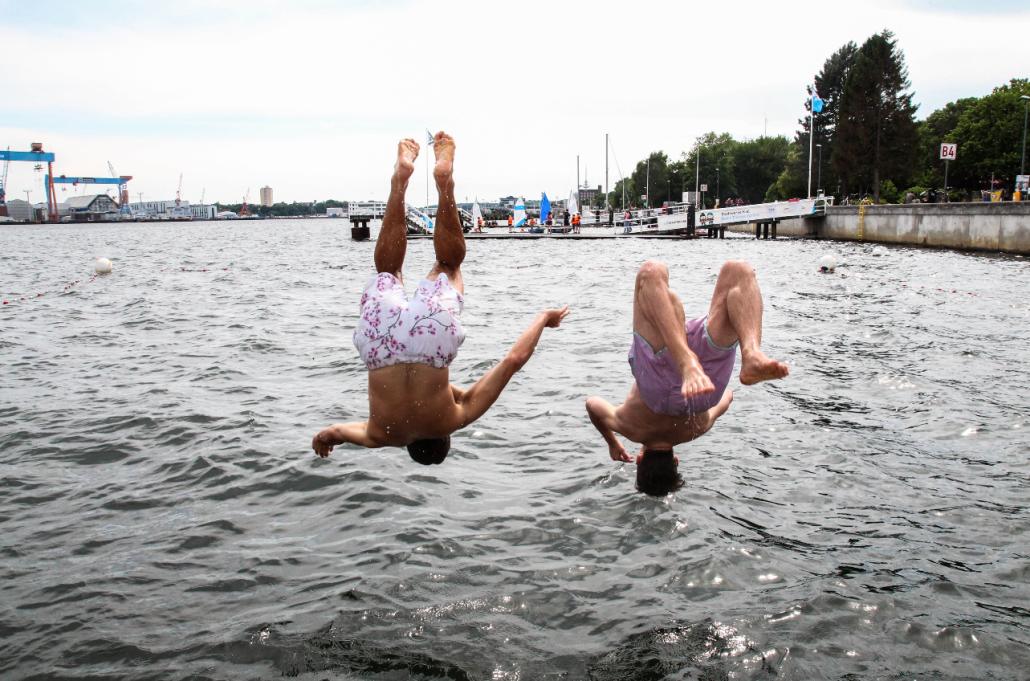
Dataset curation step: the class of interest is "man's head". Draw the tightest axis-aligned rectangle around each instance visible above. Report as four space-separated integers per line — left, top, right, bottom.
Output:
407 437 451 465
635 448 683 497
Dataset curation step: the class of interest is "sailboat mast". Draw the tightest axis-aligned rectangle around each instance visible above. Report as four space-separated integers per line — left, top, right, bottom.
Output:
646 157 650 209
576 155 580 213
605 133 609 211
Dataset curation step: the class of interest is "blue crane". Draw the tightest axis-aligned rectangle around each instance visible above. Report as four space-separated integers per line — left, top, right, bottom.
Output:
45 173 134 214
0 147 9 207
0 143 58 221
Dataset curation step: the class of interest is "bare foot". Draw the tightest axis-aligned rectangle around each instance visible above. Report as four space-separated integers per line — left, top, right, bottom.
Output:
681 363 715 400
395 138 419 182
739 351 789 385
432 131 455 184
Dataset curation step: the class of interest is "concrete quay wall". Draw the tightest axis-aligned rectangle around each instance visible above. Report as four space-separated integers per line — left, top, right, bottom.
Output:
728 203 1030 253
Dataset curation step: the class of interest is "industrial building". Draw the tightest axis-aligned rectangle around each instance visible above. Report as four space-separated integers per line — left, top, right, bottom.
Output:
127 199 215 220
58 194 119 221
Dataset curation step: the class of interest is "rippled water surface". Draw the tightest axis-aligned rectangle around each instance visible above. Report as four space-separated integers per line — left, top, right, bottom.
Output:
2 219 1029 680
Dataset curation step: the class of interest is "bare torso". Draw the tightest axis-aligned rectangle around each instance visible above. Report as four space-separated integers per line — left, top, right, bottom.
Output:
613 384 712 449
366 364 463 446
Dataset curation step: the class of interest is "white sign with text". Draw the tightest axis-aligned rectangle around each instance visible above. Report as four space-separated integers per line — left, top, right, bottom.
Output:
940 143 957 160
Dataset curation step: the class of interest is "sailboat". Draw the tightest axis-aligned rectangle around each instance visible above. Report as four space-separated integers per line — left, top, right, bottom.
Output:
513 197 527 229
531 193 550 233
471 199 483 232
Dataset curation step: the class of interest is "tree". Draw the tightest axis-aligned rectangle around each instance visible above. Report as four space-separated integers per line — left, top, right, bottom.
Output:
914 97 978 190
733 136 791 203
766 145 808 201
681 133 736 207
611 176 636 209
809 42 858 197
774 41 858 200
630 152 671 208
946 78 1030 192
834 30 919 201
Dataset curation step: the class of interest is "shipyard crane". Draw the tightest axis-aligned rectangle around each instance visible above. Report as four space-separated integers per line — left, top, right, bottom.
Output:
240 188 251 217
0 143 58 221
175 173 183 207
0 147 10 207
107 161 131 214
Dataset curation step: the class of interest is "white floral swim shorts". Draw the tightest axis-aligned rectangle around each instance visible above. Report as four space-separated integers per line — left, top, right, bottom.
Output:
353 272 465 370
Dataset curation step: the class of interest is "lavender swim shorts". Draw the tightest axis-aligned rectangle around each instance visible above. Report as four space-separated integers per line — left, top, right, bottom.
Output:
628 316 737 416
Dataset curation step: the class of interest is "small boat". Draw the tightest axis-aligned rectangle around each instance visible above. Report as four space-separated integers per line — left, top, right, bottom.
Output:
513 197 527 229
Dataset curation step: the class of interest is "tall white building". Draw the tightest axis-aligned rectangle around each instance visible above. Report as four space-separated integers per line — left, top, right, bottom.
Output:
260 186 273 207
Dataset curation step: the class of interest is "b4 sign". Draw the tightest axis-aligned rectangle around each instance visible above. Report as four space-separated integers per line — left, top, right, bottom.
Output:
940 143 957 161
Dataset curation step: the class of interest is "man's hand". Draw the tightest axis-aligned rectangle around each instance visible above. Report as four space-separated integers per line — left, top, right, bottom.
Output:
312 428 338 458
310 422 377 456
541 306 570 328
608 440 632 463
680 362 715 401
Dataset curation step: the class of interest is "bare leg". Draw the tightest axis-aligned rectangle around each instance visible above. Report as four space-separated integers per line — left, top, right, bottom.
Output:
374 138 419 277
426 131 466 294
705 260 789 385
632 260 714 398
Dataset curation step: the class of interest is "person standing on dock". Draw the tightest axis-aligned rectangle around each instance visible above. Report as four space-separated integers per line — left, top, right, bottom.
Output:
585 260 788 496
312 133 569 464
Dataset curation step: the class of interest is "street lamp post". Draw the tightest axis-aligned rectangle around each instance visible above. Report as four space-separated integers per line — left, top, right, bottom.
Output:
716 167 720 207
807 86 823 199
1021 95 1030 177
816 143 823 195
694 145 700 207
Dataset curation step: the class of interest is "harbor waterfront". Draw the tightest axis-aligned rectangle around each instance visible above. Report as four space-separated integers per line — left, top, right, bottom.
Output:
723 203 1030 254
1 219 1028 679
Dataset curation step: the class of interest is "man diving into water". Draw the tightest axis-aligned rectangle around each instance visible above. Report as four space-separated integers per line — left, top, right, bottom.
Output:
586 260 788 496
313 133 569 464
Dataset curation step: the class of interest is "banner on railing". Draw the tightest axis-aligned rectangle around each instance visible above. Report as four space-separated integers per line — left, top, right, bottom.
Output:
695 198 822 227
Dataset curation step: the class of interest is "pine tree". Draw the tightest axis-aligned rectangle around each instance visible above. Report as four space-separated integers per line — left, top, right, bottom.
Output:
834 31 919 201
774 41 857 200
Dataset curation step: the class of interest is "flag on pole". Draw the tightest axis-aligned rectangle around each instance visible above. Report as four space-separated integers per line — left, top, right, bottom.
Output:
812 93 824 113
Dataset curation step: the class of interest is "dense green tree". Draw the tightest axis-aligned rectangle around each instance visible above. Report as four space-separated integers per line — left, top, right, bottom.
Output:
610 176 637 209
630 152 673 208
766 145 808 201
809 42 858 196
732 136 791 203
681 133 736 207
776 41 858 200
834 30 919 201
914 97 978 190
946 78 1030 192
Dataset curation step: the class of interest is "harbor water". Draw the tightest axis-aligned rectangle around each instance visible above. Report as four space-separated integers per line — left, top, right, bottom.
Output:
1 219 1028 679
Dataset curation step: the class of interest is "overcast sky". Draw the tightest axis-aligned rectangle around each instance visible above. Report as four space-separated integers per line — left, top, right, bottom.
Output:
2 0 1027 205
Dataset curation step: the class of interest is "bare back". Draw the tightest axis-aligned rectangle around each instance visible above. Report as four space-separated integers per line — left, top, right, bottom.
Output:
613 386 717 449
366 364 463 446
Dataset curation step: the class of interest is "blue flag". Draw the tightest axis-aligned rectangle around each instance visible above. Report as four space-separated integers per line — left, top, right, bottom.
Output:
812 95 824 113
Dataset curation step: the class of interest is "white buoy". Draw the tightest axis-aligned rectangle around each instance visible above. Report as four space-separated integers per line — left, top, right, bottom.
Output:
818 253 837 273
94 257 113 275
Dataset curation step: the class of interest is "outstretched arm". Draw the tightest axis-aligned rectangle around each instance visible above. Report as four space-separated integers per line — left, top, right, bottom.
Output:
586 396 631 462
456 307 569 427
312 421 379 457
